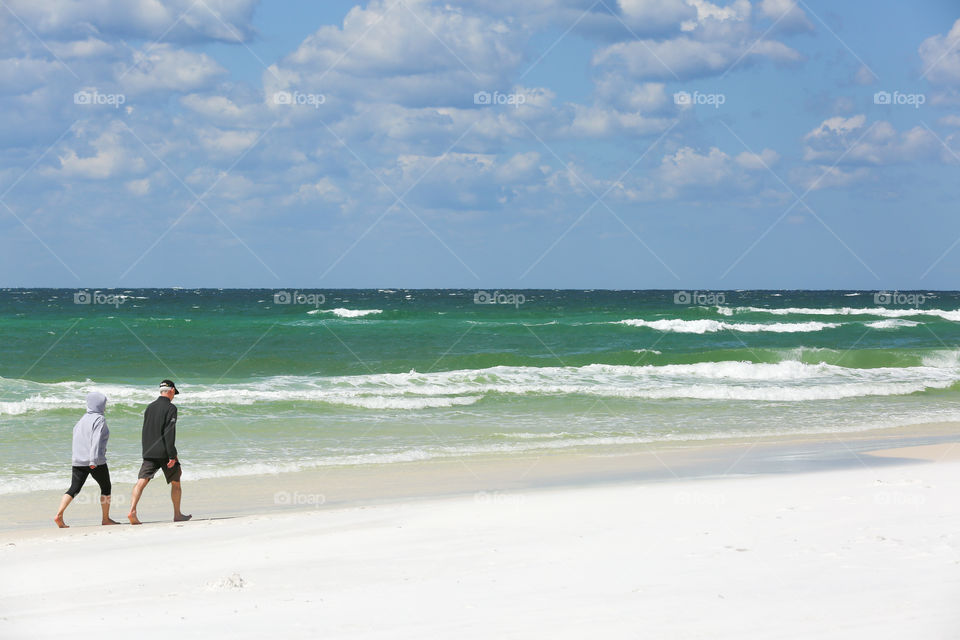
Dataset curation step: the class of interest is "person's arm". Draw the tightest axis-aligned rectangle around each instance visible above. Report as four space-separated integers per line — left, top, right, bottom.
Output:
88 416 103 469
163 404 178 463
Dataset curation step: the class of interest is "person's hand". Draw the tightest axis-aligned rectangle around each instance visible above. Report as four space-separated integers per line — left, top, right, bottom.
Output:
89 464 97 469
167 458 177 468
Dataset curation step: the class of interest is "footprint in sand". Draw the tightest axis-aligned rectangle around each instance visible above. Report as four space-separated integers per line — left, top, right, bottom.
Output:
205 573 249 591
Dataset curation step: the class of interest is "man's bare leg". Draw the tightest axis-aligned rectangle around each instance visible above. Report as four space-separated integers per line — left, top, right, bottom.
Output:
54 494 72 528
170 480 191 522
101 495 118 525
127 478 149 525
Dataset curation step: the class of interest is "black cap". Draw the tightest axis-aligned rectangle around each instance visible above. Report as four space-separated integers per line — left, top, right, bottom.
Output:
159 379 179 395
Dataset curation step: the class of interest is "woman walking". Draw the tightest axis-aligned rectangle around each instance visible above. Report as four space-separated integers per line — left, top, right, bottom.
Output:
54 391 118 528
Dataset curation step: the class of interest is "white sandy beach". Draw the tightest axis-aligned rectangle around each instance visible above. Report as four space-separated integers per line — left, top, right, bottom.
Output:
2 443 959 639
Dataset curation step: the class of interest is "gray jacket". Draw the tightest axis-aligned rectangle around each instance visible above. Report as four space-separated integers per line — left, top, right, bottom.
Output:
72 392 109 466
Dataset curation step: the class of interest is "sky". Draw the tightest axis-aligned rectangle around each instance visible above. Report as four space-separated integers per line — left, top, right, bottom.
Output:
1 0 959 289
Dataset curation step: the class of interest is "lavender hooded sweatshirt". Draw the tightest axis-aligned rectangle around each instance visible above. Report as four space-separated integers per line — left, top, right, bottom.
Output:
72 392 109 466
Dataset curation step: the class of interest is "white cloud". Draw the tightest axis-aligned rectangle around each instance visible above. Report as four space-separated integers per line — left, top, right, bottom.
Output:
50 38 115 59
594 77 669 112
565 104 673 137
542 143 781 203
286 177 346 205
617 0 697 33
50 123 146 179
853 65 876 86
791 165 872 191
125 177 151 196
593 34 801 81
181 94 248 121
378 150 548 210
120 45 226 94
803 115 940 165
685 0 752 28
2 0 258 43
919 18 960 86
266 0 524 108
806 114 867 140
659 146 733 188
196 128 260 155
592 0 803 81
0 57 64 96
759 0 813 33
735 148 780 170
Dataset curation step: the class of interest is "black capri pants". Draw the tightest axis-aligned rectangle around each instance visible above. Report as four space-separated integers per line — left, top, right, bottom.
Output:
66 465 112 497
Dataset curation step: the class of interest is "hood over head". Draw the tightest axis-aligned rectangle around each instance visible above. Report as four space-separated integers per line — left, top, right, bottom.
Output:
86 391 107 414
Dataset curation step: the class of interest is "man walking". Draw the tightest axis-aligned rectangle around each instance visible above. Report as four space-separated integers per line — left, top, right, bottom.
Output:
128 380 192 524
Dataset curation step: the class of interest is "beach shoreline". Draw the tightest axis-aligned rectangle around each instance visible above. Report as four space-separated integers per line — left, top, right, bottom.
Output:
3 420 959 537
2 422 959 638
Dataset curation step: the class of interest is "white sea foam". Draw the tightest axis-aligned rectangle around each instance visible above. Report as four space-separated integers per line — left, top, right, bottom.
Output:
921 350 960 369
864 319 920 329
716 306 960 322
307 308 383 318
616 318 841 333
332 395 481 410
4 358 960 416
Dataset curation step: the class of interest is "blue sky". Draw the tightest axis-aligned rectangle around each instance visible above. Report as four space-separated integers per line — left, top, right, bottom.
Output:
1 0 959 289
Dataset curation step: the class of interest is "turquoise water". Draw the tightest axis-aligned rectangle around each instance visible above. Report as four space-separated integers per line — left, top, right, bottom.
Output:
3 288 960 494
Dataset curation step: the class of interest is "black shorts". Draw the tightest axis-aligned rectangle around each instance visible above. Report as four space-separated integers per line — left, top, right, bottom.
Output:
66 465 112 497
138 458 182 483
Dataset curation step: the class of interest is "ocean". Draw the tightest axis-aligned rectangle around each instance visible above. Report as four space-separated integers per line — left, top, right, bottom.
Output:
3 288 960 495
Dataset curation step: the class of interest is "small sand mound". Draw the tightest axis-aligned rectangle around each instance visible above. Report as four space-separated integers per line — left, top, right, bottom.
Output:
206 573 248 591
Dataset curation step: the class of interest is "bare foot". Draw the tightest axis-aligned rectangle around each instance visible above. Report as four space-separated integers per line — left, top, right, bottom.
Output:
173 513 193 522
54 515 68 528
102 518 119 525
127 512 142 525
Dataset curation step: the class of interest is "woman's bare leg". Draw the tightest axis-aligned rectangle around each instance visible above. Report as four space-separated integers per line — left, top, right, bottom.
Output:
100 495 118 525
